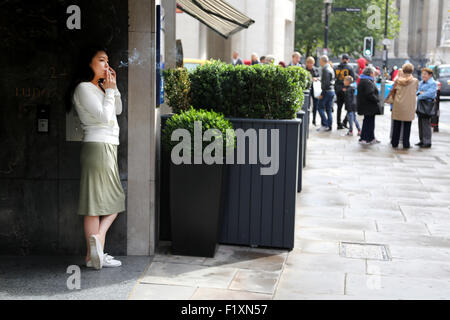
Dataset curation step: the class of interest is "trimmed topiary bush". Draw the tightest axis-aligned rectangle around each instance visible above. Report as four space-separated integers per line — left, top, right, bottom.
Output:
286 66 313 92
189 61 307 119
162 108 235 159
163 68 191 113
163 61 311 119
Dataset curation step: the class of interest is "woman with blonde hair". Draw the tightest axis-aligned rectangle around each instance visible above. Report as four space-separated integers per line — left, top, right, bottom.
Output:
390 63 419 149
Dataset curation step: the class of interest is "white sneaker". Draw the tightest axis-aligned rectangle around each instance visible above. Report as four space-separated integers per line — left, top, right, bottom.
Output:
103 253 122 268
89 235 103 270
316 126 328 132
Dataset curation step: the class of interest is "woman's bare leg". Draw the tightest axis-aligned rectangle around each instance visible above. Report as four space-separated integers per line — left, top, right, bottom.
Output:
84 216 100 263
98 214 118 250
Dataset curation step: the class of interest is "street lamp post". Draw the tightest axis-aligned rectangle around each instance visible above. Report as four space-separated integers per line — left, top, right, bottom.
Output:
324 0 333 55
383 0 389 72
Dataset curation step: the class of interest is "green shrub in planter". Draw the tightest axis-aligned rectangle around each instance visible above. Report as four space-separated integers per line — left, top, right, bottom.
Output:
189 61 307 119
163 68 191 113
162 108 235 161
286 66 313 93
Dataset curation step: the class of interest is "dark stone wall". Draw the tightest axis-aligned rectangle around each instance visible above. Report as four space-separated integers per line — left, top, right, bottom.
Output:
0 0 129 256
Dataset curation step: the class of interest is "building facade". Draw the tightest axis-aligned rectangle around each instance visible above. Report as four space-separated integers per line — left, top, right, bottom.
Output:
1 0 166 256
176 0 296 64
391 0 450 64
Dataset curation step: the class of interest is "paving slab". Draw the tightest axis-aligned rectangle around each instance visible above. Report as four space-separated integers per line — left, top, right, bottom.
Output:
274 270 345 299
400 205 450 224
376 222 430 235
295 206 344 219
140 262 237 289
190 288 272 300
295 227 365 242
129 283 197 300
346 274 450 299
285 252 366 274
228 270 280 295
365 231 450 248
296 216 377 232
293 240 340 255
388 245 450 262
344 208 405 222
202 247 287 272
367 259 450 280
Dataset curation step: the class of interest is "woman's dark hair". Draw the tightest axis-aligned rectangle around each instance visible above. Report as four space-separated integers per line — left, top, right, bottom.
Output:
65 46 109 113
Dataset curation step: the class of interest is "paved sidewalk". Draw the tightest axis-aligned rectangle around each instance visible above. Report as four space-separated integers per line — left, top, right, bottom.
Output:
130 105 450 300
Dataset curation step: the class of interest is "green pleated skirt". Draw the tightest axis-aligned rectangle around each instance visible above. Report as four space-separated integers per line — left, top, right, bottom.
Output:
78 142 126 217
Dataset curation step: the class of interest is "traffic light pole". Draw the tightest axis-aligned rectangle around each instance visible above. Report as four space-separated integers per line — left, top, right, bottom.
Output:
380 0 389 115
324 1 330 54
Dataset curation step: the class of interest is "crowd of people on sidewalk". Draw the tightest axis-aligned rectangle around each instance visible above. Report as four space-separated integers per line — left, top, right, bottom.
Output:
314 56 438 149
231 50 439 149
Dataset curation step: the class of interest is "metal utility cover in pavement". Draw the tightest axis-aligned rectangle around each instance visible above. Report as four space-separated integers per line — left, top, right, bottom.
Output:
340 242 390 261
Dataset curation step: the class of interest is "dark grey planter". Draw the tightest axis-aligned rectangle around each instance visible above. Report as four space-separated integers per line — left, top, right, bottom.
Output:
159 115 301 251
219 118 301 250
296 111 305 193
300 90 311 168
170 163 224 258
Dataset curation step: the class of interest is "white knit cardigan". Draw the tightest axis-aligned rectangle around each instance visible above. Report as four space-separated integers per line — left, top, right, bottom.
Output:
73 82 123 145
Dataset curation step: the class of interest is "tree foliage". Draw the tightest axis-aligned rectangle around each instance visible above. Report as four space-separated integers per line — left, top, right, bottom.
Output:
295 0 401 58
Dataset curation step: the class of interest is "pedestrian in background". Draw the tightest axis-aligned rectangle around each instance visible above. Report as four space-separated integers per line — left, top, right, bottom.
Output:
305 56 320 126
335 54 356 130
288 52 303 67
251 53 260 65
317 55 335 132
357 67 381 145
260 56 266 64
232 51 243 66
388 68 405 143
264 55 276 65
357 56 367 85
391 63 419 149
342 76 361 136
416 68 438 148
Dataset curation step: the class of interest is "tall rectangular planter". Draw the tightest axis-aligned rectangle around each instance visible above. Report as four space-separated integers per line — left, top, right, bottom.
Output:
219 118 301 250
303 91 311 141
159 115 301 251
170 163 225 258
296 111 305 193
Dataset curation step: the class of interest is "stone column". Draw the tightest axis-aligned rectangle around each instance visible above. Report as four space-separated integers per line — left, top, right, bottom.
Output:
397 0 410 59
127 0 157 256
425 0 440 53
164 0 177 69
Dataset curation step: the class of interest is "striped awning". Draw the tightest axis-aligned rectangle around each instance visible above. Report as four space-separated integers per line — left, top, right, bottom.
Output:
176 0 255 39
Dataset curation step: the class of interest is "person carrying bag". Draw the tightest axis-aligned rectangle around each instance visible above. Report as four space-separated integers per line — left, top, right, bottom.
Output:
416 68 438 148
390 63 418 149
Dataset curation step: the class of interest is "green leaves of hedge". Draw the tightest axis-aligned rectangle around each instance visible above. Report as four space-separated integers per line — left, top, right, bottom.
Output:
164 61 311 120
189 61 308 120
162 108 235 155
163 68 191 114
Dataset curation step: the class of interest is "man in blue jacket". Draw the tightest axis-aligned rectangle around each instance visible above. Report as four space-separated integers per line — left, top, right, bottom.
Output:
416 68 438 148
